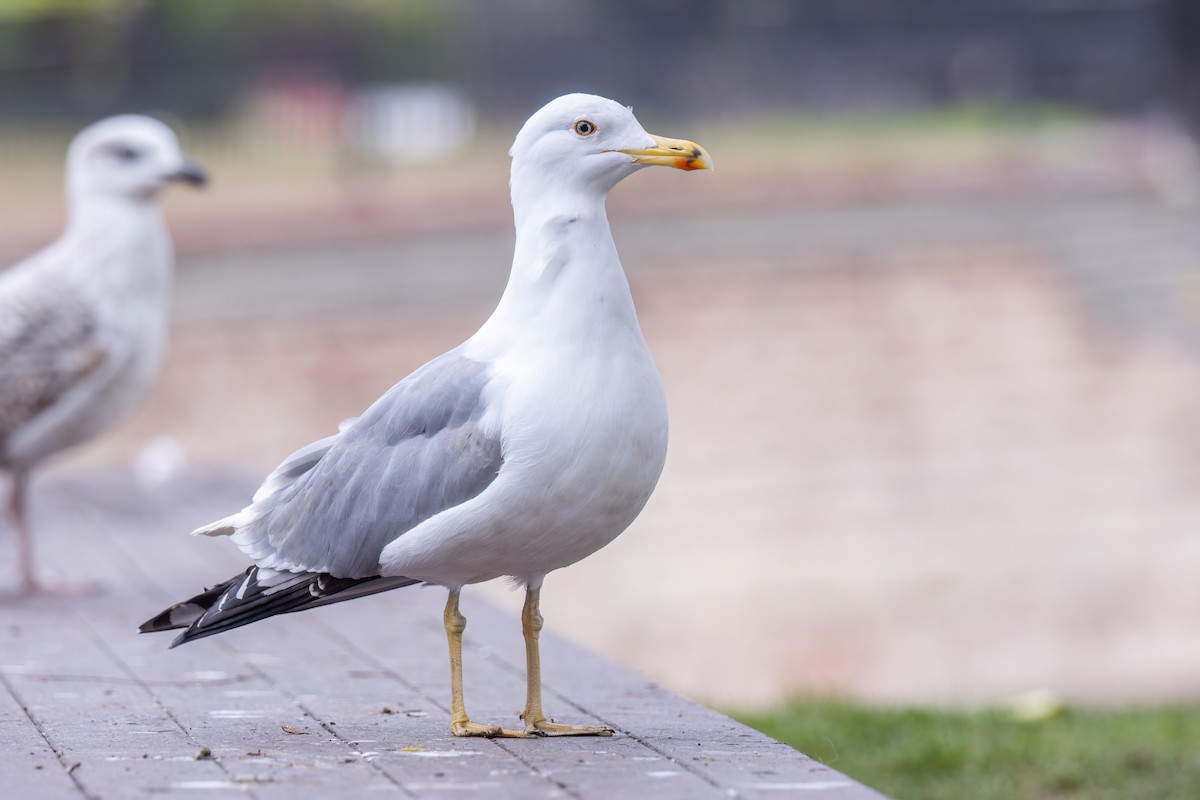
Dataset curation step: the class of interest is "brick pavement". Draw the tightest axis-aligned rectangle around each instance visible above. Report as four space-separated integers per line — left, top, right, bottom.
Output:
0 475 885 799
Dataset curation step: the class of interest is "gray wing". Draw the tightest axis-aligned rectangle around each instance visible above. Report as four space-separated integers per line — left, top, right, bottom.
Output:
217 350 503 579
0 272 115 461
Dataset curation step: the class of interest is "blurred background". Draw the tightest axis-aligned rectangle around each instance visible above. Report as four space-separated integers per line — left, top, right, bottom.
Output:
6 0 1200 729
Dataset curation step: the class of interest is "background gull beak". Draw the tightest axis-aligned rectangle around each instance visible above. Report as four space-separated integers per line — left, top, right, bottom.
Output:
619 134 713 171
168 158 208 187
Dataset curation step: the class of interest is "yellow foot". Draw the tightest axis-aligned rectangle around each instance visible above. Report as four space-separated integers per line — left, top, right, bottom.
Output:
523 716 614 737
450 720 526 738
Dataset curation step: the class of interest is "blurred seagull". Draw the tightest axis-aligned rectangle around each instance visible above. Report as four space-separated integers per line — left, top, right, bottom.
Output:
141 94 710 738
0 115 206 593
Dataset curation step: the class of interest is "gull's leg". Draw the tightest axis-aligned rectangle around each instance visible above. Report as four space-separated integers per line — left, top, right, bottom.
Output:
8 469 38 595
2 471 98 598
519 586 613 737
444 588 523 738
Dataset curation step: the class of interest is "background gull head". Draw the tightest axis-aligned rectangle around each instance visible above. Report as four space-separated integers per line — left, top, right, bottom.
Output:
66 114 206 206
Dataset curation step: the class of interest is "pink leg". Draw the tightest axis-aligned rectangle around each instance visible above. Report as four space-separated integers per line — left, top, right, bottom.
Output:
8 470 37 594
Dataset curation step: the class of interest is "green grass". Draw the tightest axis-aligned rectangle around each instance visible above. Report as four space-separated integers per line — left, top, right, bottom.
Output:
732 700 1200 800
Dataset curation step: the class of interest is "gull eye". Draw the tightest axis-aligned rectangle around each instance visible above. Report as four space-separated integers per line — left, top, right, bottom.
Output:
573 119 597 137
108 144 142 162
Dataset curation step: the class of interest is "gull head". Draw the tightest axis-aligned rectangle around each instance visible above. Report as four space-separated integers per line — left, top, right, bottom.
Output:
509 93 711 197
67 114 207 202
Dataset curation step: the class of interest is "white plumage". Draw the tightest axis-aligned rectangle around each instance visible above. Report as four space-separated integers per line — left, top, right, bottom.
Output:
143 94 710 738
0 115 205 593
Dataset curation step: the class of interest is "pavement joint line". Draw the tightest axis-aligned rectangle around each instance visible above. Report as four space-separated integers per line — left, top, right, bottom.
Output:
70 597 265 800
215 637 420 800
406 605 729 796
307 614 587 800
432 597 731 794
21 474 889 796
0 670 258 688
0 668 94 800
486 737 585 800
97 519 419 798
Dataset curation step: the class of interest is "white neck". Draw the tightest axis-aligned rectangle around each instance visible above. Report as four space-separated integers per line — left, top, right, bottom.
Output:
468 171 643 357
67 189 161 232
56 193 173 303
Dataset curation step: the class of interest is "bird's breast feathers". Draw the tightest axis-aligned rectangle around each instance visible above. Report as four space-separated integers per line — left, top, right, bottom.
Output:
379 345 667 584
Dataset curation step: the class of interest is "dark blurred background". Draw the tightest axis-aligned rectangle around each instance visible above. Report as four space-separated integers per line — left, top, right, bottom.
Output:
5 0 1200 712
0 0 1185 119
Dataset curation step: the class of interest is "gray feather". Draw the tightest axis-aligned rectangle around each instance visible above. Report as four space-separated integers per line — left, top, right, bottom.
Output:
0 271 114 463
227 350 503 578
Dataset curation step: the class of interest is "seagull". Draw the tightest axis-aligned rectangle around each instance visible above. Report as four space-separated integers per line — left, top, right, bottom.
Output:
140 94 711 738
0 115 206 594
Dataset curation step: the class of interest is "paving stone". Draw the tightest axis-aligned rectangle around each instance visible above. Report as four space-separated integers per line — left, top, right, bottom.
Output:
0 474 889 798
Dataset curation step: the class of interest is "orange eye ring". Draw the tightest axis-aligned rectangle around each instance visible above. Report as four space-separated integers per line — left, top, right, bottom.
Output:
573 119 597 136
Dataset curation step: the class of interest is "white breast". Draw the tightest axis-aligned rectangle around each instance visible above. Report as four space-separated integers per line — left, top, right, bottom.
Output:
379 203 669 587
4 210 173 467
379 338 667 587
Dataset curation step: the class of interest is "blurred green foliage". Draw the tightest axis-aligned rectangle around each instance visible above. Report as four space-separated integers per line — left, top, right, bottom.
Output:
0 0 453 118
0 0 442 24
0 0 125 20
734 700 1200 800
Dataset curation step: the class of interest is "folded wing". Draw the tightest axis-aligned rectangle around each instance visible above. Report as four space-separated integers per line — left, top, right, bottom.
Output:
0 271 124 464
141 350 505 645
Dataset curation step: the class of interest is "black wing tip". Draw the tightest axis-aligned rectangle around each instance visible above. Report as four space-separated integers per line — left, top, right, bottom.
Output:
137 571 250 640
142 570 421 649
138 609 180 634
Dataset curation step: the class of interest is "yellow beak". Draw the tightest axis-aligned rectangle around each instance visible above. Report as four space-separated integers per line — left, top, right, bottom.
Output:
619 134 713 171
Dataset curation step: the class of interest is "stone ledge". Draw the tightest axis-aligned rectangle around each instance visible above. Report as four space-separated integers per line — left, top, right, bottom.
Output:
0 472 888 799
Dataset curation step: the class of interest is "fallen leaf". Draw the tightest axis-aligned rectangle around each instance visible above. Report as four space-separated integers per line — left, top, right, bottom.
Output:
195 747 212 760
281 725 308 735
399 746 425 752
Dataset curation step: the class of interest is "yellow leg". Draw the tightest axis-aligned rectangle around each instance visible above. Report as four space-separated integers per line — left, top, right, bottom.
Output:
443 589 523 738
519 587 613 737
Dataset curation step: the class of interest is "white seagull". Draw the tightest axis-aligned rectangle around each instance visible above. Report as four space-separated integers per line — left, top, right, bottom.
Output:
141 94 711 738
0 115 205 594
